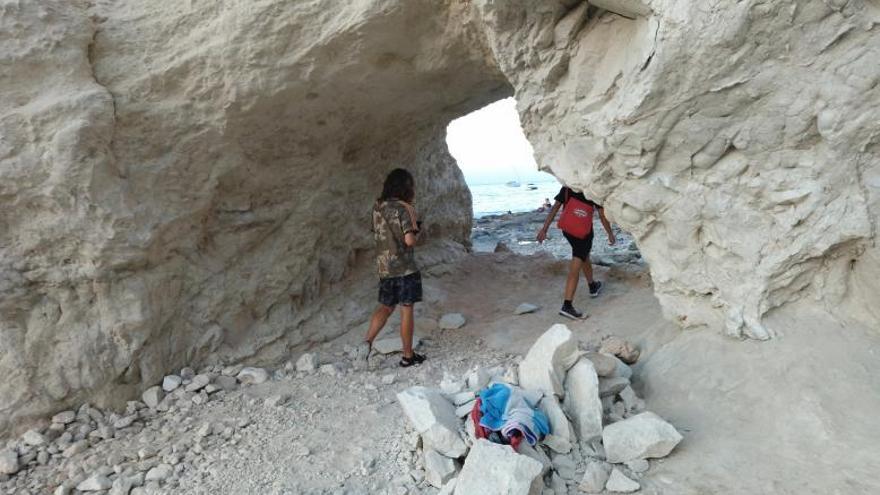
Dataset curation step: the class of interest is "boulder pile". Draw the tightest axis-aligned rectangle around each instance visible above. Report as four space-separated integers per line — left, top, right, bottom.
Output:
397 324 682 494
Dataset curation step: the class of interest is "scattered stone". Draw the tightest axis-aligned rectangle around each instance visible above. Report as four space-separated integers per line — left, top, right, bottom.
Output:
52 411 76 425
563 358 604 442
514 303 540 315
264 394 288 407
237 367 269 385
551 453 577 480
583 352 618 377
179 367 196 380
184 373 210 392
626 459 650 474
602 412 683 463
77 474 113 491
221 364 243 377
518 324 580 397
381 374 396 385
465 367 491 391
110 476 133 495
449 391 475 406
397 387 467 458
438 313 466 330
600 336 640 364
196 423 213 437
599 376 630 397
142 386 164 408
517 441 551 476
440 373 465 395
22 429 48 446
63 440 89 458
319 363 338 376
162 375 182 392
542 434 571 454
579 460 611 494
454 439 543 494
296 352 319 372
0 449 19 475
454 401 475 418
145 463 173 482
424 449 457 488
209 375 236 392
373 336 422 354
540 394 573 443
605 468 640 493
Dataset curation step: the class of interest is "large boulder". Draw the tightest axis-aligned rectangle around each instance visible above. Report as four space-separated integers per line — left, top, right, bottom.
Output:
454 439 544 495
397 387 467 458
539 394 573 444
563 358 604 443
519 324 581 397
602 411 683 463
424 448 458 488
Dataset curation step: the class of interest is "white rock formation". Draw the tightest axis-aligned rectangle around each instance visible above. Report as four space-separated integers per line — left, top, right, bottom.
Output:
602 411 683 463
3 0 879 435
454 439 544 495
518 324 581 397
563 358 604 443
472 0 880 340
397 387 468 458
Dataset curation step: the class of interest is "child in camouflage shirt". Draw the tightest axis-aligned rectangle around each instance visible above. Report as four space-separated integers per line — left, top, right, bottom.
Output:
357 168 426 367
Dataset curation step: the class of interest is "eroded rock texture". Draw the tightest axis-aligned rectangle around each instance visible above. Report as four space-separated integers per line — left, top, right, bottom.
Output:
0 0 508 434
2 0 879 435
474 0 880 339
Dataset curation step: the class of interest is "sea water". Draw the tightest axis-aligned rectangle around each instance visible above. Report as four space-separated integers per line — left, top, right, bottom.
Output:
468 180 561 217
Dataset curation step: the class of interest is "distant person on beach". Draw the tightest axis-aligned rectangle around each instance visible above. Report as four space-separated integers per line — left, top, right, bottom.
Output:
357 168 426 367
539 198 552 211
537 185 616 320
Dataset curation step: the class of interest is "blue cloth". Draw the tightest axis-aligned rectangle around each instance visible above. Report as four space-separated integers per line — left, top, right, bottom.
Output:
479 383 550 446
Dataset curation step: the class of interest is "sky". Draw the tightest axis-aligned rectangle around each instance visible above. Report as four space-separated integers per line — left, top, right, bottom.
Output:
446 97 557 186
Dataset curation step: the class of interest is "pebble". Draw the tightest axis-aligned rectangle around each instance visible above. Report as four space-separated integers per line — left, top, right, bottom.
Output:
52 411 76 425
145 463 173 482
0 449 19 475
237 367 269 385
22 429 48 446
605 468 640 493
142 386 164 408
76 474 113 491
162 375 183 392
438 313 466 330
184 374 210 392
296 353 319 373
514 303 540 315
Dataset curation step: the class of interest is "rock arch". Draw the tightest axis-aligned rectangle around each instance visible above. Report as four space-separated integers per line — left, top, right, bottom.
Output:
1 0 878 434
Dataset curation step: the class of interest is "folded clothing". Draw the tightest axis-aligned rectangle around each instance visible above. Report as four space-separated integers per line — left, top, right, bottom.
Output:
478 382 550 446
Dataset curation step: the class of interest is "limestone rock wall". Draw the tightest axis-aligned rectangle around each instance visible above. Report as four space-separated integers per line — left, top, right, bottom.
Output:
473 0 880 339
0 0 508 435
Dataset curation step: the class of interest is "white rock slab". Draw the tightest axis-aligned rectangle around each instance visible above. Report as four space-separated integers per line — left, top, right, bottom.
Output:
0 449 18 475
161 375 182 392
579 460 611 493
424 448 458 488
439 313 466 330
454 439 543 495
563 358 604 442
539 394 573 443
514 303 540 315
237 367 269 384
397 386 467 458
519 324 580 397
602 411 683 463
605 468 640 493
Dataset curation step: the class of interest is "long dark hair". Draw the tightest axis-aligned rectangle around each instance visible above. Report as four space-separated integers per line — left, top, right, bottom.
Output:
379 168 415 203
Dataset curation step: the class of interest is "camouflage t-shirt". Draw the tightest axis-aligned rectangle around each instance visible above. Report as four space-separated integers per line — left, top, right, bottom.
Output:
373 200 419 279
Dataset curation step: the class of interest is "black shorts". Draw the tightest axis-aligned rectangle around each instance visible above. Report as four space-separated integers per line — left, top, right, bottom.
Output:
564 231 594 261
378 271 423 306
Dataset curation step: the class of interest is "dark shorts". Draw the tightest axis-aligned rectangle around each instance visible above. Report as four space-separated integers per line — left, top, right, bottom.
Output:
564 231 594 261
378 271 423 307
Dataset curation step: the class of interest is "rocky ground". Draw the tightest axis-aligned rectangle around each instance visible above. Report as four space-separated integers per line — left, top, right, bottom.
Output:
3 246 879 494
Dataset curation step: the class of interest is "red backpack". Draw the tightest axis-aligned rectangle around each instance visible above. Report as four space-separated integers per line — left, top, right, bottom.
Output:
557 189 594 239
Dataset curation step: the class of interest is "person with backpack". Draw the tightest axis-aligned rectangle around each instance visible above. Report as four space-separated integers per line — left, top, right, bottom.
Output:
357 168 427 367
537 185 616 320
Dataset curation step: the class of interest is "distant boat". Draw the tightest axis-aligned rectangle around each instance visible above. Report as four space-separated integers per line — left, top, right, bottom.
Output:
506 181 521 187
526 183 538 190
